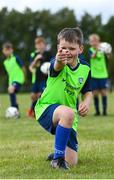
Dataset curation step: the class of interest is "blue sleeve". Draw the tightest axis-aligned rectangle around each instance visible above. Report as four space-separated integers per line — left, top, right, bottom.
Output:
81 71 92 94
29 56 33 64
15 55 24 67
78 53 86 61
49 58 61 77
88 50 93 58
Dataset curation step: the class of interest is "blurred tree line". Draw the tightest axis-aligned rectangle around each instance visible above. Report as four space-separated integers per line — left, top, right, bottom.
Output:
0 7 114 92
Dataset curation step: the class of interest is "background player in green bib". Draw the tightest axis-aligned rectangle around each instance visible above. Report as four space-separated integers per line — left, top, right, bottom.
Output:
35 27 92 169
89 34 110 116
27 37 52 117
2 42 26 114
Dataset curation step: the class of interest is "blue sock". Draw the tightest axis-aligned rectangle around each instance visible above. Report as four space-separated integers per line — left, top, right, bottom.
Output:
102 96 107 114
54 124 71 159
9 93 18 108
94 96 100 114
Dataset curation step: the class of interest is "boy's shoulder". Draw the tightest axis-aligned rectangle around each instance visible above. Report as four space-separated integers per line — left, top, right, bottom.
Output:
30 51 36 57
89 47 95 52
79 59 90 68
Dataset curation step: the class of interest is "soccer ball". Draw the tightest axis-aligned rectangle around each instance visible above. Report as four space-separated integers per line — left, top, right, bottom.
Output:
5 107 19 119
40 62 50 75
99 42 112 54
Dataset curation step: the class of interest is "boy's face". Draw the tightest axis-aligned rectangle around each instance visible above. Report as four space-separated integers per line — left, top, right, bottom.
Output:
89 36 100 48
58 39 83 65
2 47 13 57
35 41 46 53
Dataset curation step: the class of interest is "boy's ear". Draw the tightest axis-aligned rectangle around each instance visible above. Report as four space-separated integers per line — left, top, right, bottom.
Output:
79 45 84 54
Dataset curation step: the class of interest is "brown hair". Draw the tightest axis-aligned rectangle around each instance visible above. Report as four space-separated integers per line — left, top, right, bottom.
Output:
2 42 13 49
35 37 46 44
89 34 100 41
57 27 83 45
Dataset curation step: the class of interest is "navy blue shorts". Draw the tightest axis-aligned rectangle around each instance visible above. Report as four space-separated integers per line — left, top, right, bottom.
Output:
38 104 78 152
31 80 46 93
12 81 22 92
91 78 109 90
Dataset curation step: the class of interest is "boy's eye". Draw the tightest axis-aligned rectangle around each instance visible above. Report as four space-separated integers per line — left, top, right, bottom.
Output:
62 47 67 50
69 48 76 51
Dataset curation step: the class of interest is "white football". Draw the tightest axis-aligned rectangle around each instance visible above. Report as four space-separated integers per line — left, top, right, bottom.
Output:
40 62 50 75
99 42 112 54
5 107 19 119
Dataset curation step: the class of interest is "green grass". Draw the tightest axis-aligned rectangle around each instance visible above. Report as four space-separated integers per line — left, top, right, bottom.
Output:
0 93 114 179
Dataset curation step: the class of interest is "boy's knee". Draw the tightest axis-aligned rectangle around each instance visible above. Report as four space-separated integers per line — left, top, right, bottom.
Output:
31 93 41 101
60 108 74 126
53 106 75 127
31 93 37 101
65 108 74 122
8 86 15 93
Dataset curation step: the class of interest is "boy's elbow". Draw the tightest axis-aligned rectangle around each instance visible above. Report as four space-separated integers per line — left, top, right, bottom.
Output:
29 65 35 73
86 91 93 97
84 91 93 100
29 65 32 72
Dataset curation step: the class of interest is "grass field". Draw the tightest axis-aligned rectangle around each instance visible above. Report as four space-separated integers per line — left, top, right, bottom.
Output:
0 93 114 179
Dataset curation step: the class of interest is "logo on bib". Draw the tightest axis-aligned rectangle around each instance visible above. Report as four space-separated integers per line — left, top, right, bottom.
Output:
78 77 84 84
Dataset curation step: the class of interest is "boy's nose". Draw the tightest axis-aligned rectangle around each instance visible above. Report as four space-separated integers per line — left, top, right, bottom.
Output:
65 49 70 53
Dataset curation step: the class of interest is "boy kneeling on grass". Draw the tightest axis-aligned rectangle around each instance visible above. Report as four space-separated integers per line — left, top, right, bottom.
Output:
35 27 92 170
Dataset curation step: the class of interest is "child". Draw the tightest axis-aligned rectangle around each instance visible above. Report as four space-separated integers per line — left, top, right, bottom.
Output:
27 37 52 117
35 28 92 169
89 34 110 116
2 42 26 115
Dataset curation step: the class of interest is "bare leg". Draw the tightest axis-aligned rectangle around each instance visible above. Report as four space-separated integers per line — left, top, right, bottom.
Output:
65 146 78 166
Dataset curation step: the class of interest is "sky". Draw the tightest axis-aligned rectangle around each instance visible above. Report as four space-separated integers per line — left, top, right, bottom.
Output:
0 0 114 24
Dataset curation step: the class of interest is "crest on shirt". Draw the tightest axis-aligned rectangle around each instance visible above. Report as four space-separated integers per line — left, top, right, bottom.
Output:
78 77 84 84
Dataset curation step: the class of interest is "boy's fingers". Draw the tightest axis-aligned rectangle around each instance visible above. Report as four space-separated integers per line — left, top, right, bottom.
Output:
58 54 67 58
78 105 87 113
79 109 88 116
78 104 85 111
57 56 68 61
80 108 88 114
58 48 70 55
79 107 86 112
58 48 63 53
79 109 87 114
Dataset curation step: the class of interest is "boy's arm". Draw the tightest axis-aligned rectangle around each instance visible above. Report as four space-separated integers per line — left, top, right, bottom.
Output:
78 71 92 117
106 53 112 60
78 92 92 117
29 54 43 73
15 55 27 82
54 48 69 71
89 49 97 59
22 66 26 79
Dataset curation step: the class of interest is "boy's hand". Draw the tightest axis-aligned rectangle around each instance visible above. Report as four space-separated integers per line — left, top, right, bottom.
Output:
31 53 43 68
34 54 43 62
91 52 97 58
56 48 70 65
78 101 89 117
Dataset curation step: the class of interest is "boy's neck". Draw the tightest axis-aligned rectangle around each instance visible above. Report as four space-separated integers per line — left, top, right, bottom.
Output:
6 54 13 58
69 57 79 68
92 44 100 49
36 49 45 54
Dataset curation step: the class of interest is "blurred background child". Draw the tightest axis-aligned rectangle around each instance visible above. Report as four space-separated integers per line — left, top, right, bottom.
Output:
27 37 52 117
2 42 26 116
89 34 111 116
